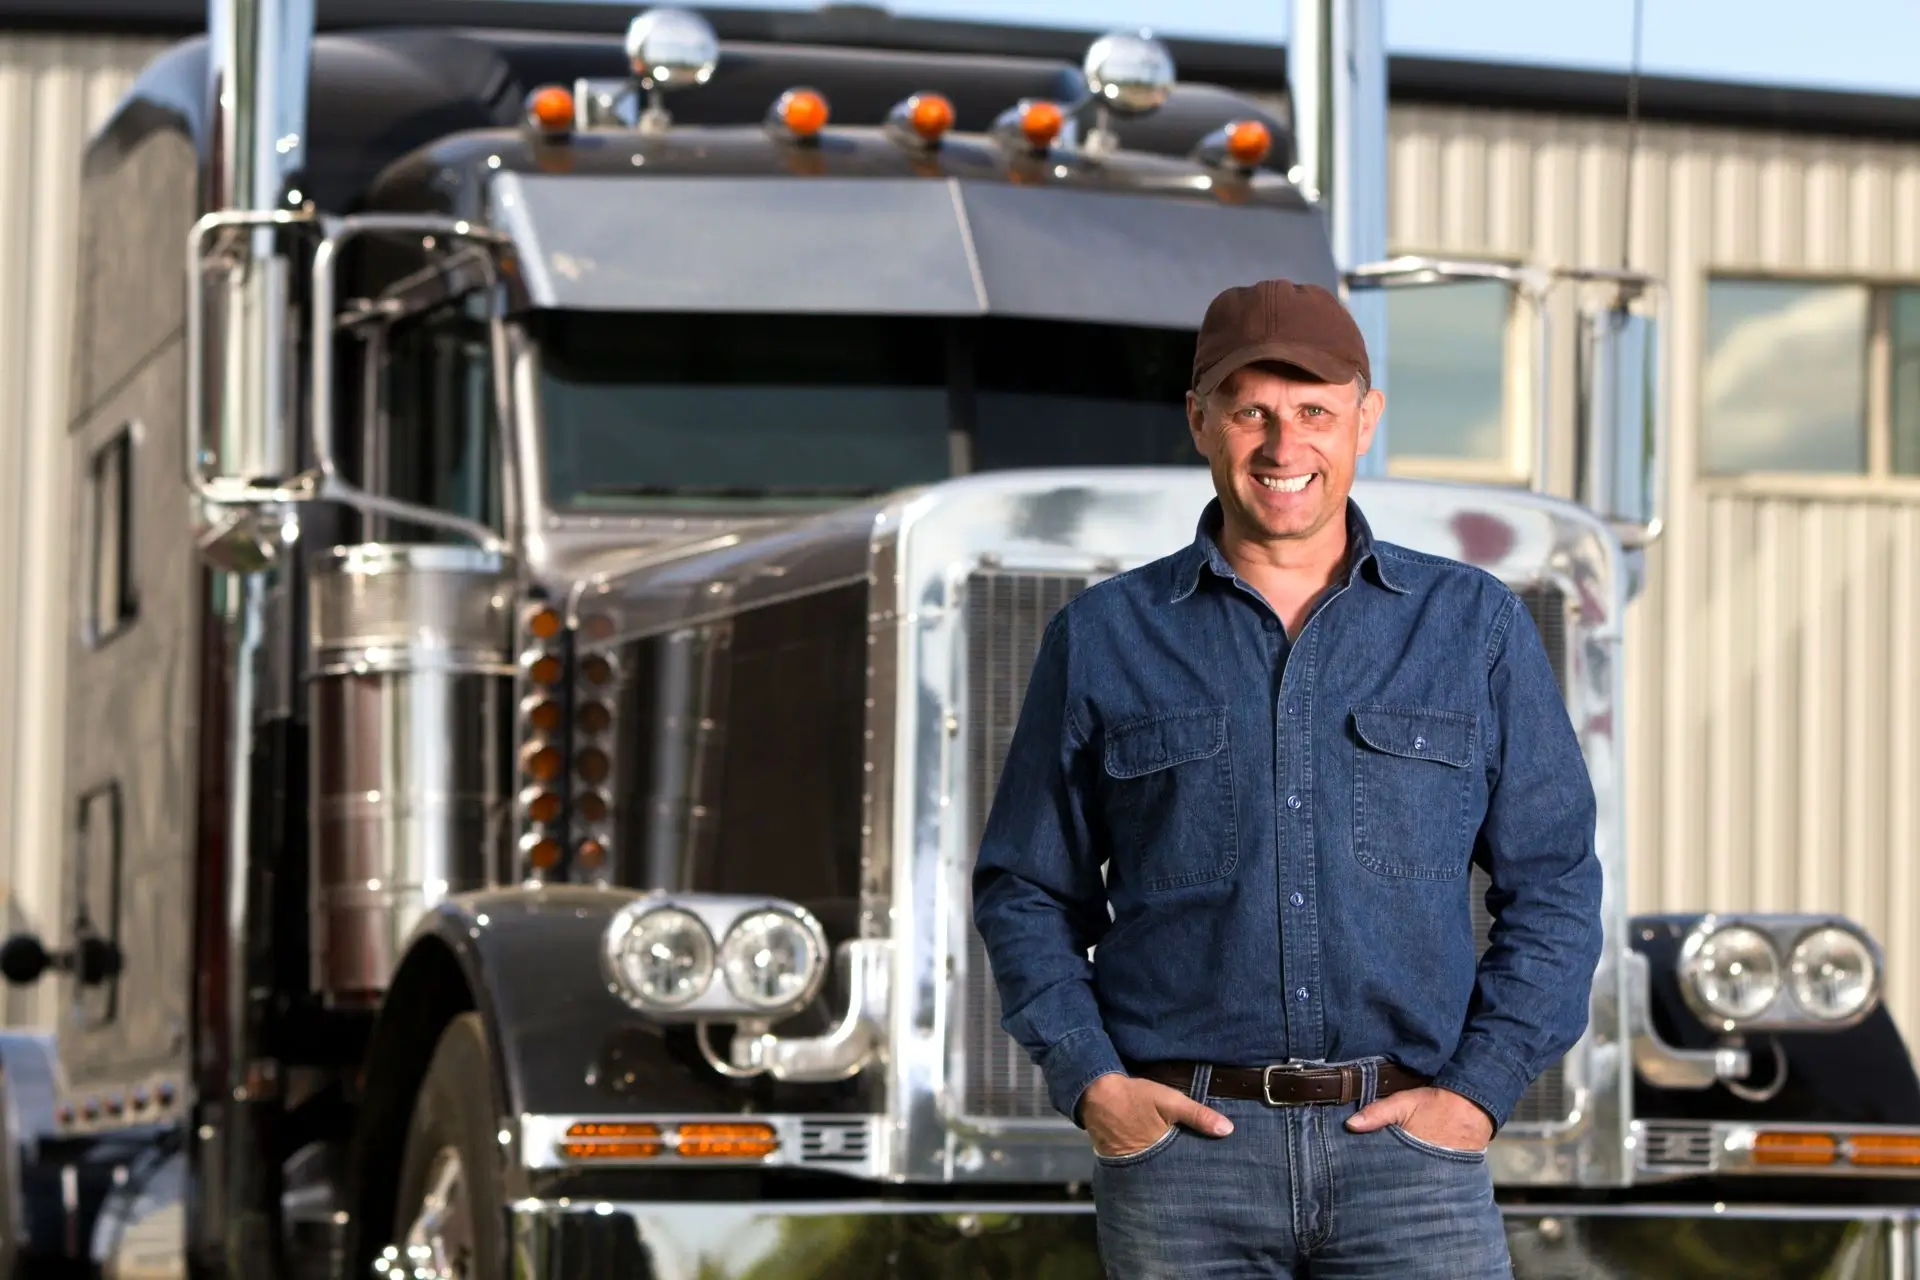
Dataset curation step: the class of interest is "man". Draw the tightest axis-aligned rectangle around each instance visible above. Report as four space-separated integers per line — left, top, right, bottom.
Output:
970 278 1602 1277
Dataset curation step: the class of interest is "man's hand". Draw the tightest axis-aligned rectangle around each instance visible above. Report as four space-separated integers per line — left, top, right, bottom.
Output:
1345 1086 1493 1152
1079 1073 1234 1158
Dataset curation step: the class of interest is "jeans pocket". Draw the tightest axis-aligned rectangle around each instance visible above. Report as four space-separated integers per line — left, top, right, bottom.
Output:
1351 705 1478 879
1093 1124 1180 1167
1102 708 1238 893
1387 1123 1487 1164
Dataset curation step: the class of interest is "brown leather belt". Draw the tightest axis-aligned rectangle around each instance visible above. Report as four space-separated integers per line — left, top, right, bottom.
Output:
1131 1060 1430 1107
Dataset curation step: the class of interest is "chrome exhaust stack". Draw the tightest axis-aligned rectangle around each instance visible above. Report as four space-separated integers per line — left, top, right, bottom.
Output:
1289 0 1390 474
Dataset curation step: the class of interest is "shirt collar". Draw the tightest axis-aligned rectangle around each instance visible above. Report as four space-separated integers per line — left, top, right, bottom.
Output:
1169 496 1409 603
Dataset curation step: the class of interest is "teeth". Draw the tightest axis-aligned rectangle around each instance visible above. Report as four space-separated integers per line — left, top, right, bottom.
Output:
1258 474 1313 493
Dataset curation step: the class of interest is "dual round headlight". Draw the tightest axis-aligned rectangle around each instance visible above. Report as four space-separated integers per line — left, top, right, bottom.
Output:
1680 921 1877 1026
606 902 826 1015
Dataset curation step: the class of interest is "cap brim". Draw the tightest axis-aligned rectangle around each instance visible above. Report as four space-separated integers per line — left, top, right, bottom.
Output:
1194 340 1360 399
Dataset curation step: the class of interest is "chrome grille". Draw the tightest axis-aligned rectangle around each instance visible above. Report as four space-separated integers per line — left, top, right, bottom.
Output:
1486 583 1578 1128
958 572 1581 1126
1637 1122 1717 1172
963 570 1091 1120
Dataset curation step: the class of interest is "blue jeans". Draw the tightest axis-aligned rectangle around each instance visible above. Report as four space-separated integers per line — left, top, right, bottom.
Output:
1091 1060 1512 1278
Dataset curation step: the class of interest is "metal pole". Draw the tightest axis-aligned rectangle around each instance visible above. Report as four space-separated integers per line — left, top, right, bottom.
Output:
1288 0 1391 475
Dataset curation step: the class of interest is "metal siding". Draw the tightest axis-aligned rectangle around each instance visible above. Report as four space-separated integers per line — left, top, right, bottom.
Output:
0 33 164 1027
1390 102 1920 1049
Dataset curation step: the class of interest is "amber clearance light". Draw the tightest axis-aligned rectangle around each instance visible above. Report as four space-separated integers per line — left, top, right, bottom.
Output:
526 85 575 137
1020 100 1064 149
1224 118 1272 168
770 87 829 139
563 1121 662 1160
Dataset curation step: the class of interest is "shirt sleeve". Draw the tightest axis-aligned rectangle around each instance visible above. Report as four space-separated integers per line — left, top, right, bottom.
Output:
969 607 1124 1125
1433 593 1605 1130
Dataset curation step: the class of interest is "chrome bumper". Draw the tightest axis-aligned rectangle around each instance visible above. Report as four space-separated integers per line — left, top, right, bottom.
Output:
1636 1120 1920 1179
500 1198 1920 1280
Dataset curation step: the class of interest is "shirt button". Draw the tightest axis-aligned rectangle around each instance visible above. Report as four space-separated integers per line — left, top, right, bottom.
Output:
1287 701 1299 715
1414 735 1428 751
1295 987 1309 1002
1286 794 1302 810
1290 891 1304 907
1263 616 1279 632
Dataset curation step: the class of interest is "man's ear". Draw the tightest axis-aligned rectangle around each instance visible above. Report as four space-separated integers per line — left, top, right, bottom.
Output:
1356 385 1386 456
1186 390 1208 457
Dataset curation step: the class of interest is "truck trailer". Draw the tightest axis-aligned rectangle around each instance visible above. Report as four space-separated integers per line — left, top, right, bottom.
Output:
0 1 1918 1276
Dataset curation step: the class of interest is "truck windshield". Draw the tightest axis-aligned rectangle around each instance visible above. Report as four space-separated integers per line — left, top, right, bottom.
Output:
531 310 1202 512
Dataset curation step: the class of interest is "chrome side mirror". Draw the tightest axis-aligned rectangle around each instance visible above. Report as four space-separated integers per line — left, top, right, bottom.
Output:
1575 285 1665 547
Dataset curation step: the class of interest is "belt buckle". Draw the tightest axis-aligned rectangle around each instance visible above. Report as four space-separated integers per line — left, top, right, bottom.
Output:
1261 1061 1311 1106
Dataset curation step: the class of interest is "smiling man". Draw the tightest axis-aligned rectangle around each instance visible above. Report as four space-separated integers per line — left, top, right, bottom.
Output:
970 279 1603 1277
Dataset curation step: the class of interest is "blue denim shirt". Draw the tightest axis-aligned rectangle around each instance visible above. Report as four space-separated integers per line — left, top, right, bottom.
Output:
970 497 1602 1130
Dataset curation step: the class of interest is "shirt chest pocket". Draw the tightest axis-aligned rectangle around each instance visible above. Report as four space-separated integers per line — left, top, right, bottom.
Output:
1350 705 1479 879
1101 708 1239 894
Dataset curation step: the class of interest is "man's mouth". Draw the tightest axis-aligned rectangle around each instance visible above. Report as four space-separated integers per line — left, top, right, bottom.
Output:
1256 473 1314 494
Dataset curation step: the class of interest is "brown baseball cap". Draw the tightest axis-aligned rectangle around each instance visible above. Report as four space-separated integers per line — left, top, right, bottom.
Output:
1190 279 1371 398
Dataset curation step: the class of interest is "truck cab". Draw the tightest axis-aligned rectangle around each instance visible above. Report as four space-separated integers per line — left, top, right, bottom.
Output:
1 5 1918 1278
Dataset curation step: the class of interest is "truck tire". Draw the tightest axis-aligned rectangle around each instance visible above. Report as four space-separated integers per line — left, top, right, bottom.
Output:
391 1014 506 1280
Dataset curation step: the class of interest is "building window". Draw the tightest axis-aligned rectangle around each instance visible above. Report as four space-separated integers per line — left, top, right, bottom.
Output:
1702 279 1870 475
1702 275 1920 481
84 426 136 647
1383 279 1513 467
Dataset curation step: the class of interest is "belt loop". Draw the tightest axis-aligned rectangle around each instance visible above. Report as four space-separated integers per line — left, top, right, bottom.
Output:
1358 1059 1379 1108
1189 1062 1212 1103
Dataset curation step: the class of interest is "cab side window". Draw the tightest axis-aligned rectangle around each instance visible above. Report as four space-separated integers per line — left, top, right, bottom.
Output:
83 424 137 648
380 298 501 539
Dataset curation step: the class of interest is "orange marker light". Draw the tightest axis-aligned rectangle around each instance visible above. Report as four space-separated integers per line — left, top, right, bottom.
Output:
564 1121 661 1159
576 792 609 824
1020 101 1065 150
526 699 562 732
576 748 610 785
677 1122 779 1159
1752 1131 1837 1165
776 88 830 138
526 85 575 135
527 791 562 824
577 838 607 869
577 701 612 735
909 93 955 141
528 655 563 687
527 607 563 640
521 743 562 783
1225 119 1272 168
528 838 563 872
1849 1134 1920 1166
580 655 614 687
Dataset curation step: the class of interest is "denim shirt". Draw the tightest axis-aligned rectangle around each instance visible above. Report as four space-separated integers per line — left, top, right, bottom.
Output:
970 497 1602 1130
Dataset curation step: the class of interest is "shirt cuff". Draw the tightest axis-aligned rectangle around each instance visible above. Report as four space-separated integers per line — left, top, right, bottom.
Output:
1040 1026 1127 1127
1431 1035 1534 1131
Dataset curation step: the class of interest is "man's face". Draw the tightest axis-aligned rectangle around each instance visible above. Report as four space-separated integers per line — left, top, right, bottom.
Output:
1185 362 1384 547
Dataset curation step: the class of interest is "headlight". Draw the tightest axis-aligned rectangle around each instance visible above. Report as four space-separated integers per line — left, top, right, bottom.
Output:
720 909 826 1012
1680 924 1781 1022
1788 926 1877 1021
607 906 714 1009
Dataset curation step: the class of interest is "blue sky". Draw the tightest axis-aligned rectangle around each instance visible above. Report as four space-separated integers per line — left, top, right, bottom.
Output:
633 1 1920 97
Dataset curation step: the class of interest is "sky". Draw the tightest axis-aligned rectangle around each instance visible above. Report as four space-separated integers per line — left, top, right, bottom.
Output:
614 0 1920 98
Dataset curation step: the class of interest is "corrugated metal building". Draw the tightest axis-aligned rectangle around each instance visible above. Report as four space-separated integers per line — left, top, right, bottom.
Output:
0 6 1915 1043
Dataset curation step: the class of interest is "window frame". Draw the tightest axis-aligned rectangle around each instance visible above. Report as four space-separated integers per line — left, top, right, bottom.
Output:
1699 268 1920 499
81 422 138 650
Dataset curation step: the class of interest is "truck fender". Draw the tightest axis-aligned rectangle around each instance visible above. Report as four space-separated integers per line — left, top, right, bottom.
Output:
343 883 747 1273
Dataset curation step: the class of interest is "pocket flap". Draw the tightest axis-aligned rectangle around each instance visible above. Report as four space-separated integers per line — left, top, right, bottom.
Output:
1352 706 1474 768
1103 709 1227 779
